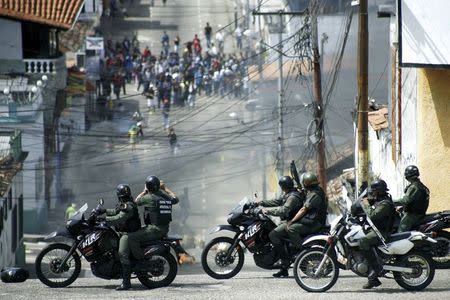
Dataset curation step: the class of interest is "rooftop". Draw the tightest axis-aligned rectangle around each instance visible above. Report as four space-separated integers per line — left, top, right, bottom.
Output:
0 0 85 29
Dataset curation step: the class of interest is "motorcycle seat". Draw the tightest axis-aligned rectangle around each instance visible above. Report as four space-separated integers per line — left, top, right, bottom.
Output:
386 232 411 243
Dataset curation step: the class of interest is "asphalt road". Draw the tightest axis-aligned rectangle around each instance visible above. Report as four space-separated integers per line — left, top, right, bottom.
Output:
1 269 450 300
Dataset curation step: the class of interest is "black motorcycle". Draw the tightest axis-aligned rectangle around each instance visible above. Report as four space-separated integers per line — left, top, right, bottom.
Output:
201 197 328 279
35 199 181 288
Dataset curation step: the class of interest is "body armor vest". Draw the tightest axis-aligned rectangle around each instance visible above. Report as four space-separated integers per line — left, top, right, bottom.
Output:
404 181 429 215
144 194 173 226
117 201 141 233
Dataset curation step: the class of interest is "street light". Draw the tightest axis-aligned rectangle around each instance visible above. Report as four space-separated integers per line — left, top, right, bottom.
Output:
31 86 38 93
36 80 43 87
3 87 10 95
42 75 48 82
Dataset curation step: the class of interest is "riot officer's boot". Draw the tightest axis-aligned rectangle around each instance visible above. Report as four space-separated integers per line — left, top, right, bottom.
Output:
116 264 132 291
363 268 382 289
272 267 289 278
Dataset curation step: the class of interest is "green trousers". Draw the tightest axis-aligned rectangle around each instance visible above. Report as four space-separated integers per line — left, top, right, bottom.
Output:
127 224 169 260
269 222 322 249
359 230 382 251
118 234 131 265
398 213 423 233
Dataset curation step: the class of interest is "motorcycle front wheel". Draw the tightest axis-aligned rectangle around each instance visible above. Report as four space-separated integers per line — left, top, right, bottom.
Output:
393 251 435 291
35 243 81 288
137 251 178 289
201 236 244 279
293 248 339 292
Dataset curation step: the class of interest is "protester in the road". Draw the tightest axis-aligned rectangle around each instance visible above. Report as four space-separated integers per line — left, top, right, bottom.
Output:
235 25 243 50
168 127 178 154
65 203 78 222
204 22 212 48
96 184 141 291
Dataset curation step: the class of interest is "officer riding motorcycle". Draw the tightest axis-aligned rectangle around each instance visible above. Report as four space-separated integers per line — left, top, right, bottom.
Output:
286 172 328 249
258 175 305 277
127 176 179 284
96 184 141 291
394 165 430 232
360 179 396 289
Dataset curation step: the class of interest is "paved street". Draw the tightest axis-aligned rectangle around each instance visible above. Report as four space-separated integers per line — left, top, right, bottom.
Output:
1 268 450 300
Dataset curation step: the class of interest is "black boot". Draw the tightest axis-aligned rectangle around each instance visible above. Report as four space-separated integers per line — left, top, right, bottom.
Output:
116 264 131 291
363 268 382 289
272 267 289 278
362 250 382 289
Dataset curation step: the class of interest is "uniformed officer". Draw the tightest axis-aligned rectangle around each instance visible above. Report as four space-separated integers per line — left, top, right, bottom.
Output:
128 176 179 268
360 179 396 289
394 165 430 232
286 172 328 249
259 176 304 277
97 184 141 291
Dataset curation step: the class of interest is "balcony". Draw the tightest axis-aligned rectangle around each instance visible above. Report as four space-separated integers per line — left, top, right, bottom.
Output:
23 56 66 75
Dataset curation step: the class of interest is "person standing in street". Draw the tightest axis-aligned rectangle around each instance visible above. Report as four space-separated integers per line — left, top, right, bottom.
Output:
235 25 243 50
65 203 78 222
215 28 224 53
96 184 141 291
168 127 178 154
162 98 171 130
204 22 212 48
128 176 179 267
394 165 430 232
174 35 180 53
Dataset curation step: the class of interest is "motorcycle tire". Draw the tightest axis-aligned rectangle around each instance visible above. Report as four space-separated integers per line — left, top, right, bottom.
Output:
393 251 435 291
431 231 450 269
35 243 81 288
137 251 177 289
201 236 245 280
293 248 339 293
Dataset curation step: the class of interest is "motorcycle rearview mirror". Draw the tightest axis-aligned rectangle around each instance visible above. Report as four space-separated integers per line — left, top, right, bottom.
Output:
99 198 104 205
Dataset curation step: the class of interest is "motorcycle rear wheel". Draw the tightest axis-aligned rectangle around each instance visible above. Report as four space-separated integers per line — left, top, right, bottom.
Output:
35 243 81 288
393 251 435 291
137 252 178 289
293 248 339 292
431 231 450 269
201 236 245 279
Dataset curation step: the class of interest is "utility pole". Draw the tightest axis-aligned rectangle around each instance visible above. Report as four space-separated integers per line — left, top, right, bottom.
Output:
252 10 304 179
357 0 369 189
311 9 327 191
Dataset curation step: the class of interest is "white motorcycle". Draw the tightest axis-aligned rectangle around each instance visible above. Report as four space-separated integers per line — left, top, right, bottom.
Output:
293 210 437 292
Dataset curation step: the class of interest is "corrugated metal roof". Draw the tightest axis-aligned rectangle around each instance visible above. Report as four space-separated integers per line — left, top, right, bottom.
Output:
0 135 11 160
0 0 85 29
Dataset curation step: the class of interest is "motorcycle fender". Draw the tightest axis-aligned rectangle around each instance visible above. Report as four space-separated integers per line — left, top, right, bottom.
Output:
44 228 73 241
409 232 437 243
209 225 240 234
144 244 167 257
302 235 329 248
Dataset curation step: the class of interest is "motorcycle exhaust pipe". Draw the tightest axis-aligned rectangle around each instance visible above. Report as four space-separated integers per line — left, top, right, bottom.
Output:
383 265 414 273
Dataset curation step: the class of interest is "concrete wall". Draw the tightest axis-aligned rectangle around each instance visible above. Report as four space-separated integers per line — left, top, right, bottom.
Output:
0 19 22 60
0 173 25 269
417 68 450 212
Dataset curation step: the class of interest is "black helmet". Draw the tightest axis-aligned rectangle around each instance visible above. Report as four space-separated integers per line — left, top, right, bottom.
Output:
278 176 294 190
116 184 132 202
369 179 389 194
301 172 319 188
404 165 419 179
145 175 160 192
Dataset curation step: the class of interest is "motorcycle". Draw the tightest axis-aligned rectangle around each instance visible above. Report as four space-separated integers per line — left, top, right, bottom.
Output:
35 199 181 288
293 209 438 292
395 208 450 269
201 197 329 279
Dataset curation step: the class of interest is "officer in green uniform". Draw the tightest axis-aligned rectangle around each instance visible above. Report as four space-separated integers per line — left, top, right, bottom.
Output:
360 179 396 289
97 184 141 291
128 176 179 267
259 176 304 277
286 172 328 250
394 165 430 232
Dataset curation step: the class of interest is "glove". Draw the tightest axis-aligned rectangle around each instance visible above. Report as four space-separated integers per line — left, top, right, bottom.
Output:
96 207 106 215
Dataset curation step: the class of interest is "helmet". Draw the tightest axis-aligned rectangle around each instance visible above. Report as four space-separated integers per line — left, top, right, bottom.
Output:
145 175 160 192
404 165 420 179
301 172 319 188
369 179 389 194
116 184 132 202
278 176 294 190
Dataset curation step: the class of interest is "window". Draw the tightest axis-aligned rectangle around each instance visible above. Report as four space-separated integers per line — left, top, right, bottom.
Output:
11 205 17 252
18 194 23 240
8 188 12 210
